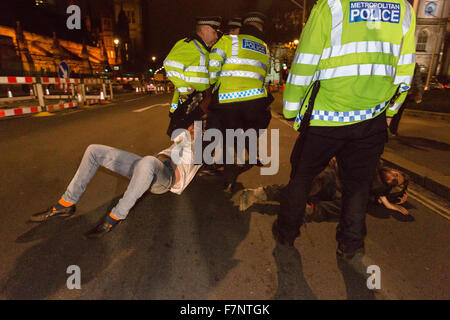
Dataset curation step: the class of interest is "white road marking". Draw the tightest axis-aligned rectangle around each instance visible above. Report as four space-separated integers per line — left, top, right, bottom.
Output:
133 103 169 113
124 97 146 102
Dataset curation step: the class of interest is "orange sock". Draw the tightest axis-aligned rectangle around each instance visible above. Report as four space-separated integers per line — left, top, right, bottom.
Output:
58 198 74 207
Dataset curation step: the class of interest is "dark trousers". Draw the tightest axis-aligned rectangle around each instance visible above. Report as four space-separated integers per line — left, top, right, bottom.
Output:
210 97 272 184
278 114 387 253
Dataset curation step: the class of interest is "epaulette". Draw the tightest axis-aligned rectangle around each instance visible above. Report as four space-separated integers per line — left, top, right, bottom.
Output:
184 37 193 43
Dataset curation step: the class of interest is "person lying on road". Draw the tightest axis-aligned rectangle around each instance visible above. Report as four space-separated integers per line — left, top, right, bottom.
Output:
239 158 410 220
30 125 201 239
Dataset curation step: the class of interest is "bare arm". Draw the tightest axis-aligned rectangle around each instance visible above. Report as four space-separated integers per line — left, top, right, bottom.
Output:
379 196 409 215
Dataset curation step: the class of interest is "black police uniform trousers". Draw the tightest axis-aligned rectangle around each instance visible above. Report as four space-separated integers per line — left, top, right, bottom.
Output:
208 97 272 185
277 111 387 253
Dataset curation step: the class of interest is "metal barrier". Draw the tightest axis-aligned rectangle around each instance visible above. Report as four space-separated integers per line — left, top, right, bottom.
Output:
0 76 116 118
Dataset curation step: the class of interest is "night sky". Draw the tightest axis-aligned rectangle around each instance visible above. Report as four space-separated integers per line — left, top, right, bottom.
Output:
0 0 304 70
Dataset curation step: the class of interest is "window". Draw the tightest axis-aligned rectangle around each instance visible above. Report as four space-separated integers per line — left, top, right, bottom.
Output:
417 30 428 52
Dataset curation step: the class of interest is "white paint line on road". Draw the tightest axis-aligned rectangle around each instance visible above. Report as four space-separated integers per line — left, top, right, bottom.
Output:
124 97 146 102
133 103 169 113
408 189 450 220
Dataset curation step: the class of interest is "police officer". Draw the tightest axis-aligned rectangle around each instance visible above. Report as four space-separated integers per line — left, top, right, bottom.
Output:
226 17 242 35
274 0 416 259
164 16 222 115
208 11 271 192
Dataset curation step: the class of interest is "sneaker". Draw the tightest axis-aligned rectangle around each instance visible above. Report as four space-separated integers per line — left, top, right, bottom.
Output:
84 217 121 239
30 202 76 222
239 187 267 211
272 219 294 246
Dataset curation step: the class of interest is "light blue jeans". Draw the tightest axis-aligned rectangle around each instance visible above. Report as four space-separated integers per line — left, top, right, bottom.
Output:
61 144 175 220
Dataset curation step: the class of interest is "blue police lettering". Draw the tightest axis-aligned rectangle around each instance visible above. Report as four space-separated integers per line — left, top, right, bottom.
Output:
242 39 267 55
350 1 401 24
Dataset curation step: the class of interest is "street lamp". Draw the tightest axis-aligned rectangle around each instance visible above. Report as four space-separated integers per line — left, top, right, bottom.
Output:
152 56 156 62
293 39 299 45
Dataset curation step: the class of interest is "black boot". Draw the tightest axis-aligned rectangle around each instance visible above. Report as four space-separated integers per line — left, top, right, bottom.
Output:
30 204 76 222
85 216 121 239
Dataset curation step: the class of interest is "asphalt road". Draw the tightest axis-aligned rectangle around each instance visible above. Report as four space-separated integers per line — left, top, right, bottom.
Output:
0 93 449 300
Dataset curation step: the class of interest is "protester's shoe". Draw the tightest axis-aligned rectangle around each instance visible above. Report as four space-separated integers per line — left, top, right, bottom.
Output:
336 245 365 260
239 187 267 211
30 199 76 222
84 213 122 239
272 219 294 246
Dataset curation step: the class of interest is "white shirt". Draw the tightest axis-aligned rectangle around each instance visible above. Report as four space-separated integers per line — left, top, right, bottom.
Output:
157 131 202 195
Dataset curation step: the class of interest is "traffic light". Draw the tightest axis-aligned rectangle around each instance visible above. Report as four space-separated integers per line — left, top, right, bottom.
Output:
149 68 153 73
282 63 287 70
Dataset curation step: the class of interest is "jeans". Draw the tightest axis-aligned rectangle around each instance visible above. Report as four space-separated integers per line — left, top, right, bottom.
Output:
61 144 175 220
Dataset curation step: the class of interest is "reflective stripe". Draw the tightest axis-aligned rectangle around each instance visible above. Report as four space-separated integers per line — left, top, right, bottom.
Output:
318 64 396 80
167 71 184 80
327 0 343 47
185 66 208 73
393 75 413 85
283 100 303 111
293 53 321 65
322 41 401 60
397 53 415 65
193 40 206 66
295 100 389 124
209 59 222 68
209 72 219 79
164 60 185 70
223 57 267 71
177 87 191 93
219 88 265 101
389 102 403 112
402 1 413 36
288 64 396 85
287 73 317 86
170 104 179 112
211 48 226 60
231 35 239 57
167 71 209 84
218 70 265 81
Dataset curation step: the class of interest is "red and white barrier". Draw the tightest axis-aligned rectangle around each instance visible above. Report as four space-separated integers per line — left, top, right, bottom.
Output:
0 105 42 118
41 77 80 84
45 102 77 112
0 76 36 84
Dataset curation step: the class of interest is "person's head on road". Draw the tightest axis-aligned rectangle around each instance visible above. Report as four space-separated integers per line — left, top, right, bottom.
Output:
196 16 222 48
243 11 266 32
380 167 408 187
227 17 242 35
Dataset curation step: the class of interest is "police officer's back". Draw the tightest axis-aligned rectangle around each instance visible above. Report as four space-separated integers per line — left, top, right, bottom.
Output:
274 0 416 258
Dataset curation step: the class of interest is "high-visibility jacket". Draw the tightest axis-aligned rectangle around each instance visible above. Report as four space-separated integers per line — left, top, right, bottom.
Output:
283 0 416 130
164 37 211 113
209 33 269 103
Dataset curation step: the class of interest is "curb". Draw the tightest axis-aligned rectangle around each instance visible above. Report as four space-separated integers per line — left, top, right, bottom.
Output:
381 157 450 201
404 109 450 121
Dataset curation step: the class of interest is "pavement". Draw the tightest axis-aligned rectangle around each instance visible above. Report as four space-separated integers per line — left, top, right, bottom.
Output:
0 92 448 300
